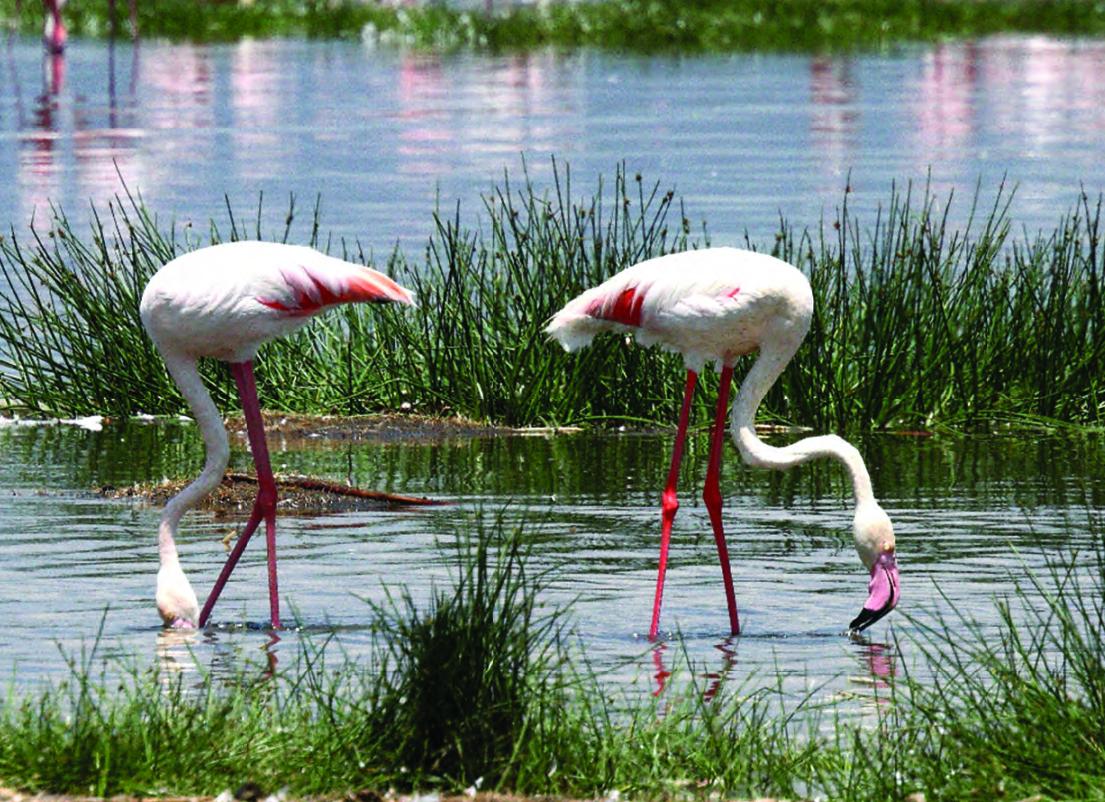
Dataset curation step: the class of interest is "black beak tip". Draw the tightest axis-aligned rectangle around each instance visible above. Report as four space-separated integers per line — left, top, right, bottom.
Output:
849 605 888 633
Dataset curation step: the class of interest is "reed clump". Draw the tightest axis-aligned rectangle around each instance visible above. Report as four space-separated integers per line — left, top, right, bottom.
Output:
3 0 1105 52
1 164 1103 430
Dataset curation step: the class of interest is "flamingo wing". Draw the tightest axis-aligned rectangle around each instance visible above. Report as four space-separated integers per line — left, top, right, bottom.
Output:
255 248 415 316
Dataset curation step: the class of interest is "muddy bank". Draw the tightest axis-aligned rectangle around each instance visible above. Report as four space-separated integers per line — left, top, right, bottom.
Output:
230 413 520 445
99 473 445 515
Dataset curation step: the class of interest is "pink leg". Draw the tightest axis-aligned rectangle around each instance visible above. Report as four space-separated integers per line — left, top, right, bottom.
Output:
198 361 281 629
703 364 739 635
649 370 698 641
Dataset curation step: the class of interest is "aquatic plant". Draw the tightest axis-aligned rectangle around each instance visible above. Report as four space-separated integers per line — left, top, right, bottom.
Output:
3 0 1105 52
1 164 1103 429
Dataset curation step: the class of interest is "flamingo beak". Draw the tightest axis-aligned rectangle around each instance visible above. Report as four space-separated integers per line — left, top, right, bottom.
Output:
849 551 900 633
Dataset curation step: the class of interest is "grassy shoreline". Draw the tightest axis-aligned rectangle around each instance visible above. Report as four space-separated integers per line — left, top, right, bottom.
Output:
1 511 1103 800
1 165 1102 431
3 0 1105 53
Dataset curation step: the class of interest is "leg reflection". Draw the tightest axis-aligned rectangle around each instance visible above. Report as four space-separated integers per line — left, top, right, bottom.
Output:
651 636 738 701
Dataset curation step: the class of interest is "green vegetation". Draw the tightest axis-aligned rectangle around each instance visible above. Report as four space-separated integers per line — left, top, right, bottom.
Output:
3 0 1105 52
1 165 1102 431
2 509 1104 800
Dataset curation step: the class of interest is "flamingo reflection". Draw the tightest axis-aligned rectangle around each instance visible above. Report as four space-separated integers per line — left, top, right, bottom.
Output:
651 638 738 700
848 635 897 707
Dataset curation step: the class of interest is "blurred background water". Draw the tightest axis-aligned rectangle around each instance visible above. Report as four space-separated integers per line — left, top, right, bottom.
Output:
2 35 1104 256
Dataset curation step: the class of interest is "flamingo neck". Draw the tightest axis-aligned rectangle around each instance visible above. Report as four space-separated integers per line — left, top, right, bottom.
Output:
158 353 231 567
729 346 876 507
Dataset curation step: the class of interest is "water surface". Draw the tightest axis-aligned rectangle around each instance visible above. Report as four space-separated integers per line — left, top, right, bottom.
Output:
2 35 1104 254
2 419 1101 709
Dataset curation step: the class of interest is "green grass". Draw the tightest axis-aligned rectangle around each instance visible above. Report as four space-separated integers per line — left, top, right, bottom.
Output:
1 164 1102 431
3 0 1105 53
2 509 1104 800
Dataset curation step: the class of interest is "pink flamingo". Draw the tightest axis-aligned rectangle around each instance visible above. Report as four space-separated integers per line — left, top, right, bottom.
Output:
41 0 66 54
36 0 138 53
546 247 900 639
140 241 415 629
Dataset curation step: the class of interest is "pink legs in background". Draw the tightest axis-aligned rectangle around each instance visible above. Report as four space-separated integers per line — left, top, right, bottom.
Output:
648 366 740 641
704 364 739 636
198 361 281 629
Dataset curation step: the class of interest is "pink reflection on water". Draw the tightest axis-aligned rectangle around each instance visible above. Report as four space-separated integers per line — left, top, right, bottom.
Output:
912 42 979 160
395 50 561 177
144 45 213 131
849 637 897 708
232 40 282 147
809 56 858 192
651 637 737 700
12 39 143 223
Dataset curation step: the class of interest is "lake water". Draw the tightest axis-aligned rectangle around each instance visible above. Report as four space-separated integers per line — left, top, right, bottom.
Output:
2 34 1105 257
2 418 1103 710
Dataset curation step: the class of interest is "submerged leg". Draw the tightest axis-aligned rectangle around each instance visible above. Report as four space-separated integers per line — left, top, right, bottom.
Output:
703 364 739 635
649 370 698 641
198 361 281 629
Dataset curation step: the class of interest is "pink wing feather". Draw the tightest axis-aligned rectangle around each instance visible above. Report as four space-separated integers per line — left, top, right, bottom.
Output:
257 261 414 316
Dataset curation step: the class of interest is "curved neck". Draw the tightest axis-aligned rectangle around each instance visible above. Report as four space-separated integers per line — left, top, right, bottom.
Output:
158 353 230 567
729 347 876 507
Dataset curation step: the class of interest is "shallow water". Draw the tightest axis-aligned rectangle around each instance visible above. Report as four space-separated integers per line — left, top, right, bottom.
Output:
1 35 1104 255
2 419 1102 709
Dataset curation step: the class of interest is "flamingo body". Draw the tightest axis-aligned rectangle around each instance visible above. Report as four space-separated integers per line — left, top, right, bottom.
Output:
547 247 812 372
141 241 415 628
547 246 899 637
142 241 411 363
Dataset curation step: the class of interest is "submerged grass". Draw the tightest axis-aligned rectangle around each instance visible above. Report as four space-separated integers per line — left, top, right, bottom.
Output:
3 0 1105 52
2 510 1104 800
1 163 1103 431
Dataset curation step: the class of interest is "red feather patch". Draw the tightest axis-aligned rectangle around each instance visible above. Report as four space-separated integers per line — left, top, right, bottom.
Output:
588 286 646 327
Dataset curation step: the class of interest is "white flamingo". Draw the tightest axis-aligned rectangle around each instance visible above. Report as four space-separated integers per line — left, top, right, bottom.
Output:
140 241 415 629
546 246 900 639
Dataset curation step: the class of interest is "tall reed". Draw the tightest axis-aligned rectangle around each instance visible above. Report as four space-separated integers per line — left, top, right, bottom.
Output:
1 165 1103 430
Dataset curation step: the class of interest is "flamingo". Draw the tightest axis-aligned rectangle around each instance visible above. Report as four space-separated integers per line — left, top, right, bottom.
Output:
33 0 138 53
41 0 65 53
545 247 900 639
140 241 415 629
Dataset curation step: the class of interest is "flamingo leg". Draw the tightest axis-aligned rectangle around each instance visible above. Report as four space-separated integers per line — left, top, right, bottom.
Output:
649 369 698 641
198 361 281 629
703 364 739 635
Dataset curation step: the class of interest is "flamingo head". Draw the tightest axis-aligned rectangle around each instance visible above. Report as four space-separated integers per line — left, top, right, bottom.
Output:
156 563 200 629
849 502 900 633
